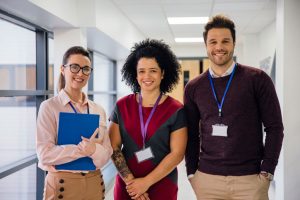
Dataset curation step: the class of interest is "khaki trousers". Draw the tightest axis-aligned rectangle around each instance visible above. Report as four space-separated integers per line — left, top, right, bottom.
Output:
43 170 105 200
189 171 270 200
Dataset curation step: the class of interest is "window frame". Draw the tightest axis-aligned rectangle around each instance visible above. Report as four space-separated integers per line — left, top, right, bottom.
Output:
88 50 117 113
0 9 53 200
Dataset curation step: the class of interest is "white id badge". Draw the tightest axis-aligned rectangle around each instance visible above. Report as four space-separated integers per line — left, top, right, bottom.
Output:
135 147 154 163
212 124 228 137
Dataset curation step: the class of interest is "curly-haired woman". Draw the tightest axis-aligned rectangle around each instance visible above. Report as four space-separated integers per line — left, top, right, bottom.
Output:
109 39 187 200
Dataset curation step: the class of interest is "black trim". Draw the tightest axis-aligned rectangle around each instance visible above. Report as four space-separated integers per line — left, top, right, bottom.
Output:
88 51 94 101
112 60 117 103
0 155 37 179
0 9 52 36
0 9 53 199
0 90 53 96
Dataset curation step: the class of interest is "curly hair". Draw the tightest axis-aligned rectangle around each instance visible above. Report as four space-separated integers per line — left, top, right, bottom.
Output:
121 39 181 93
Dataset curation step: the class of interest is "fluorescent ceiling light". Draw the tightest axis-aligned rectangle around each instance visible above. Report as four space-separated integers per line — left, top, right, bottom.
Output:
175 37 204 43
168 17 209 25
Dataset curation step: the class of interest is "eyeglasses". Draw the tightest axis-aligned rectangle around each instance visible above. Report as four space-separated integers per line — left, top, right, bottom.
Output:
63 64 93 76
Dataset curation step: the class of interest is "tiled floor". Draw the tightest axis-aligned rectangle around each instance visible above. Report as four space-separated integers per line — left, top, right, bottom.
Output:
105 160 196 200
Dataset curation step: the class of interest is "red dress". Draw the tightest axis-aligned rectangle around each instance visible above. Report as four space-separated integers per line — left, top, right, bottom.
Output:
110 94 186 200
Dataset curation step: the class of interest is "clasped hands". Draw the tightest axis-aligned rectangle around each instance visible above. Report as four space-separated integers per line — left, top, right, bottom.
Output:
78 128 103 156
126 178 151 200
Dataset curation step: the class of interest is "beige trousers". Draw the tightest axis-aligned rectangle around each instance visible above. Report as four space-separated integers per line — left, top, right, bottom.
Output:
43 170 105 200
189 170 270 200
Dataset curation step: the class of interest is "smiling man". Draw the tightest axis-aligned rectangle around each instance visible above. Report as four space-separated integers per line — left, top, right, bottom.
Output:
184 15 284 200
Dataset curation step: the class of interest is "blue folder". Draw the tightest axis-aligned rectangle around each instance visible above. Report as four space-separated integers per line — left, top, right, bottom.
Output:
55 112 100 171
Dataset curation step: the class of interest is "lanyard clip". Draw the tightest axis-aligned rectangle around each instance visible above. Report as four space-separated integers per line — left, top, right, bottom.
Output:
218 109 222 117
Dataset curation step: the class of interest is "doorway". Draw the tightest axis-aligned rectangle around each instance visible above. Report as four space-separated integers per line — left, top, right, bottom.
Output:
168 58 210 103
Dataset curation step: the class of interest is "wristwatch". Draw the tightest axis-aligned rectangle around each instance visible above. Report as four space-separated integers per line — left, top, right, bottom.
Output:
260 171 274 181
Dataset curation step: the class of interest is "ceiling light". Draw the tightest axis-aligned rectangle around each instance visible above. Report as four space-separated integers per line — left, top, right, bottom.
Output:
175 37 204 43
168 17 209 25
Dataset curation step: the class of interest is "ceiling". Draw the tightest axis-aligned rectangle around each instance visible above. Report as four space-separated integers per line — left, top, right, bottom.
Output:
111 0 276 46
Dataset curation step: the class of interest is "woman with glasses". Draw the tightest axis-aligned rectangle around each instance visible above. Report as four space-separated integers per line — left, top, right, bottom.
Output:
109 39 187 200
36 46 112 200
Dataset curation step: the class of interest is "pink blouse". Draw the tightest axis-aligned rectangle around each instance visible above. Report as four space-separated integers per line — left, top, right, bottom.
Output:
36 90 112 172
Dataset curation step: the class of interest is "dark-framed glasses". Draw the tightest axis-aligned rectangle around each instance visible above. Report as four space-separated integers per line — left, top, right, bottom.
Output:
63 63 93 76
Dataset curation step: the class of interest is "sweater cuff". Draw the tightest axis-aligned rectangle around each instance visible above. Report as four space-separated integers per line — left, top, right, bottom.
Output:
260 160 277 175
186 165 198 177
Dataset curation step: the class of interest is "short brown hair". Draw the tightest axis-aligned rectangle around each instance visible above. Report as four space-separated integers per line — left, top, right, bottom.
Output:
203 14 236 44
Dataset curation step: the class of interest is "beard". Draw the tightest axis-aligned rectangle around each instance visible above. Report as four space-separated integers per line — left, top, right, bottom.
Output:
208 50 234 68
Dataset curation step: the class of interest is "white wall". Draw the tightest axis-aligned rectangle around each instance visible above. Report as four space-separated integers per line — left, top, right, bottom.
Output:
20 0 147 97
239 21 276 71
172 44 207 58
29 0 81 26
277 0 300 199
234 44 244 64
94 0 145 51
1 0 144 61
116 59 131 100
259 22 276 62
242 34 260 68
256 20 280 200
258 21 276 75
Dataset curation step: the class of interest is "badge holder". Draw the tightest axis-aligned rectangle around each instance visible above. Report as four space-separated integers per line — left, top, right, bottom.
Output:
135 146 154 163
212 124 228 137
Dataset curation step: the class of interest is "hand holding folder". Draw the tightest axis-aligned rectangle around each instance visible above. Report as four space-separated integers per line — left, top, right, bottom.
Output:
78 128 99 156
55 112 100 171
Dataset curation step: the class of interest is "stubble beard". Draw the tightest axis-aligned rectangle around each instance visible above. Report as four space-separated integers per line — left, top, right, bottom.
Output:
209 50 234 68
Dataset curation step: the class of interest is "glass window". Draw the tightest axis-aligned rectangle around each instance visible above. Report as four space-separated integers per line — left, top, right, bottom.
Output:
0 164 36 200
93 53 115 91
0 13 53 199
0 18 36 90
93 94 115 117
92 52 116 115
0 96 36 168
48 38 54 91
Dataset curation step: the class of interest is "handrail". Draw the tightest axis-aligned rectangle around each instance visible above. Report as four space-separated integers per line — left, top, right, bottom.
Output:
0 154 37 179
0 90 54 97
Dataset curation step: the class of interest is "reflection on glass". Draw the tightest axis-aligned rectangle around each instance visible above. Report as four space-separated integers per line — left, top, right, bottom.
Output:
0 19 36 90
93 52 114 91
93 94 115 119
0 164 36 200
0 97 36 168
48 38 54 91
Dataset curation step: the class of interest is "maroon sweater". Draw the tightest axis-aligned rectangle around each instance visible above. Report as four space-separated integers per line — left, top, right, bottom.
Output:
184 64 284 176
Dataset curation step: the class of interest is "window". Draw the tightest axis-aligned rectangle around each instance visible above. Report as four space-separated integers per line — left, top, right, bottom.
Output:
0 19 36 90
0 97 36 168
90 52 116 116
0 165 36 200
48 38 54 91
0 11 53 200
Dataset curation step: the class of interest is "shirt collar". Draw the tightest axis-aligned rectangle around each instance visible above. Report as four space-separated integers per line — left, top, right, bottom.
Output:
58 89 89 106
209 61 236 78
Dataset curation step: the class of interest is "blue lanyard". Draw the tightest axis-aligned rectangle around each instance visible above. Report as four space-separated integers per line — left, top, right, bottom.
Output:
69 102 90 114
208 64 237 117
138 93 162 148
